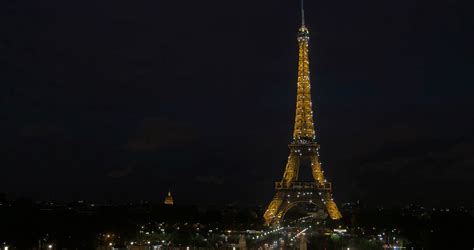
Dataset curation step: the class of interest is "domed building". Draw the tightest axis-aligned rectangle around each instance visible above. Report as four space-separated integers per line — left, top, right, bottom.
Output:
164 191 174 205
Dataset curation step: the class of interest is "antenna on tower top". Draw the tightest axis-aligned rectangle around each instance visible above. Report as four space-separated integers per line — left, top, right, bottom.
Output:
301 0 305 27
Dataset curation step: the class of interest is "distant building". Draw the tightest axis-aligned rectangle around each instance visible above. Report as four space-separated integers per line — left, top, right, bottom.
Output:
164 191 174 205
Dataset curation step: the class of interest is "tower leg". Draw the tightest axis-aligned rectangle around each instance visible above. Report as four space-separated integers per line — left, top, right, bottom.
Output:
282 154 300 187
310 155 325 185
310 156 342 220
264 192 284 226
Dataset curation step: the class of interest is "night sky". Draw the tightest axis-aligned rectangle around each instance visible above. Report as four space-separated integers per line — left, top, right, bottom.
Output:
2 0 473 206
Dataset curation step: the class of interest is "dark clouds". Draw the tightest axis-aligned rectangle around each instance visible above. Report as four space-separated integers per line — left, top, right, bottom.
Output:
128 118 198 152
1 0 473 205
345 137 474 206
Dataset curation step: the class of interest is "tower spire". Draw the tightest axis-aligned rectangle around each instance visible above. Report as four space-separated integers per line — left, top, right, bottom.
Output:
301 0 305 27
294 0 313 140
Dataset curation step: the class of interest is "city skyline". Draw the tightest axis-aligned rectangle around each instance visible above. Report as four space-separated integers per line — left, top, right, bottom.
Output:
2 0 473 207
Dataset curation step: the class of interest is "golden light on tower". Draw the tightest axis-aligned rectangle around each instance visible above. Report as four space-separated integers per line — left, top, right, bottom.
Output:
263 0 342 226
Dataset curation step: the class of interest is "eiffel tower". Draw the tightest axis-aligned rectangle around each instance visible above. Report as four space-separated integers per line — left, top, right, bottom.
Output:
263 0 342 226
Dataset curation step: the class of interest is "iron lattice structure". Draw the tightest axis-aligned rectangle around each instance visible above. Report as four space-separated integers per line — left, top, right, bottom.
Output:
263 18 342 227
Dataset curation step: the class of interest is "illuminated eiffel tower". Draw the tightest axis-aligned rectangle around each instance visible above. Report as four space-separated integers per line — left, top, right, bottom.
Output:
263 0 342 226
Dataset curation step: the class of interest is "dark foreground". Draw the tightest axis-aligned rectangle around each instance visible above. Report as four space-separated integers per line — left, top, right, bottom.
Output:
0 197 473 249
